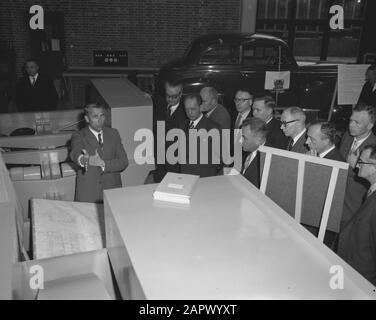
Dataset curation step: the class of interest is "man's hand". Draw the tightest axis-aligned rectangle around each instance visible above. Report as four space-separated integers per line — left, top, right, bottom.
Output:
347 148 360 168
89 149 105 168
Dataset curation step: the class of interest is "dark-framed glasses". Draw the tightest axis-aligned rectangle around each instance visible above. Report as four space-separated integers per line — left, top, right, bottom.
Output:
281 119 299 127
234 98 251 103
357 159 376 166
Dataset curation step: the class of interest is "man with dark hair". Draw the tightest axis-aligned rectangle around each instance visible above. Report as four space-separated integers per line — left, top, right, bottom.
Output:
339 103 376 230
280 106 309 154
338 144 376 286
70 103 128 203
153 78 188 182
200 86 231 129
358 64 376 107
306 121 344 161
180 94 222 177
240 118 268 188
15 58 58 111
252 95 288 149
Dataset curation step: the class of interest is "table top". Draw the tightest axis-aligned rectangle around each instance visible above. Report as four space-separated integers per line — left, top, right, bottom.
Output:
104 175 376 299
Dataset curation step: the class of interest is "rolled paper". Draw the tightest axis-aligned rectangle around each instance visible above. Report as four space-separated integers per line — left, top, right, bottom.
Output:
23 166 42 180
9 167 24 181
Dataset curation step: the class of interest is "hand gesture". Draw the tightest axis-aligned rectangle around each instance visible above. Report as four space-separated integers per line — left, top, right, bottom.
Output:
307 148 318 157
89 149 105 168
81 149 89 171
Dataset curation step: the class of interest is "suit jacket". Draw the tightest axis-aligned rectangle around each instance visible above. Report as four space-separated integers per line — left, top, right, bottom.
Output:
70 126 128 203
242 151 261 188
323 147 345 162
180 115 223 177
338 191 376 286
265 117 289 150
153 97 188 182
207 104 231 129
339 131 376 228
15 73 58 111
290 131 309 154
358 82 376 107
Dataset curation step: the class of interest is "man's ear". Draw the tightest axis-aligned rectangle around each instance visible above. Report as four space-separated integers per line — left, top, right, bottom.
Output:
84 115 89 124
368 122 374 132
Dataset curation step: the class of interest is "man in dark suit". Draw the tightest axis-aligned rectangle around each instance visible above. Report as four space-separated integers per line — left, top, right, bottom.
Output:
153 79 188 182
200 86 231 130
337 144 376 286
306 121 345 161
15 59 58 112
339 103 376 232
70 103 128 203
180 94 222 177
240 118 268 188
358 64 376 107
252 95 288 149
280 106 308 154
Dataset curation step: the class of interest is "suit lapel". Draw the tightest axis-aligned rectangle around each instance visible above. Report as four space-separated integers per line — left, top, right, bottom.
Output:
83 127 100 153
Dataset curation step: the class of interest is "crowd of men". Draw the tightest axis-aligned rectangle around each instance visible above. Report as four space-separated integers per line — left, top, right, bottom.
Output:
151 74 376 286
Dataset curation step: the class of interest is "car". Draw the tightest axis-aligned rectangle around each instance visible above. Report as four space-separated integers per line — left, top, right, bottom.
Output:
153 32 339 122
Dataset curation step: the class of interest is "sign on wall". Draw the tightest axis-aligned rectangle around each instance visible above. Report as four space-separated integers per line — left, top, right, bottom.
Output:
93 50 128 67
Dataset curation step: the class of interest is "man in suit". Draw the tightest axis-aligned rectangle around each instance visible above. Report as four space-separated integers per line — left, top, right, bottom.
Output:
153 79 188 182
339 103 376 231
280 106 308 154
306 121 345 161
240 118 268 188
70 103 128 203
252 95 288 149
15 59 58 112
200 86 231 129
337 144 376 286
180 94 222 177
233 88 253 129
358 64 376 107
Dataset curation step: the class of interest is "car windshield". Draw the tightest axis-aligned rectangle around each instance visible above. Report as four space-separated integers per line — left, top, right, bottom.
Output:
199 44 241 65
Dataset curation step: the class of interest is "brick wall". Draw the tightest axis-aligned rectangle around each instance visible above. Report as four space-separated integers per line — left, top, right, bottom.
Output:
1 0 241 76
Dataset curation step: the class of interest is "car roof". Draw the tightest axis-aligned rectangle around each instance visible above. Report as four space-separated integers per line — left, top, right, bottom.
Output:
191 32 288 47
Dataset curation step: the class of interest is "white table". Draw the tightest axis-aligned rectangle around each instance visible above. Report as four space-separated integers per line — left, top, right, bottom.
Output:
104 175 376 299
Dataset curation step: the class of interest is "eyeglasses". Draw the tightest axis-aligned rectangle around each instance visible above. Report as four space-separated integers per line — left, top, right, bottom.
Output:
234 98 251 103
166 93 181 99
281 119 299 127
357 159 376 166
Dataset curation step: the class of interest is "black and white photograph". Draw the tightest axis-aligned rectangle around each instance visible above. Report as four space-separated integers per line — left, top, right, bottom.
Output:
0 0 376 304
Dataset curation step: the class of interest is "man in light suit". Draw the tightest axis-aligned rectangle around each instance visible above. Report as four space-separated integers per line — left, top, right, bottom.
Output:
339 103 376 231
240 118 268 188
200 86 231 130
153 79 188 182
252 95 288 149
306 121 345 161
338 144 376 286
70 103 128 203
280 106 308 154
180 94 223 177
15 59 58 112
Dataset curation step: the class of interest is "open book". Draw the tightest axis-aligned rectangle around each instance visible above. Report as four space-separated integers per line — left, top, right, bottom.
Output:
153 172 199 204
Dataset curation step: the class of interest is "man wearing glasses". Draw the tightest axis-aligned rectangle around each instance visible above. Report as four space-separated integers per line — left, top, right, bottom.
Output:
337 144 376 286
152 79 188 182
280 106 309 154
233 89 253 129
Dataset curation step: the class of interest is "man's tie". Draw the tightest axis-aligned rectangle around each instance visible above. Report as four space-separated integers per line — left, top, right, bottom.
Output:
31 76 36 86
242 152 253 174
167 105 172 117
189 121 194 129
287 138 293 151
235 113 242 129
98 133 103 148
347 139 360 162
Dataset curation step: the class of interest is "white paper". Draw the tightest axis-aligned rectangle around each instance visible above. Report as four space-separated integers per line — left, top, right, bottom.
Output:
265 71 290 90
338 64 370 105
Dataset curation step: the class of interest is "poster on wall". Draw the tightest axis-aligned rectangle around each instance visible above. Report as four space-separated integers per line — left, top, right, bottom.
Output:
264 71 291 92
337 64 370 105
